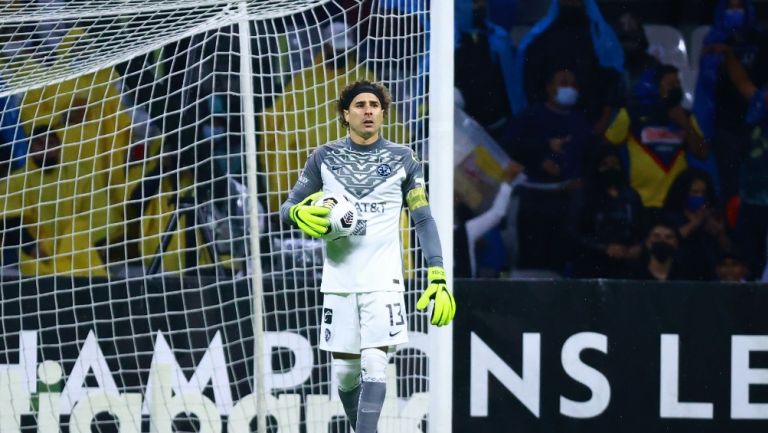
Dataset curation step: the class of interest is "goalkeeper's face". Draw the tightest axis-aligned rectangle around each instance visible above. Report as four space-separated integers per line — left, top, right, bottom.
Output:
344 92 384 144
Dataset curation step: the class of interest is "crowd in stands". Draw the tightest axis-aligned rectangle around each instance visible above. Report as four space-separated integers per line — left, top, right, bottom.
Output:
0 0 766 283
0 0 419 278
0 15 243 277
455 0 768 282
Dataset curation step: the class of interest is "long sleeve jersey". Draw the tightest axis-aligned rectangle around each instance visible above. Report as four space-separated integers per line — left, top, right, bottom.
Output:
281 136 443 293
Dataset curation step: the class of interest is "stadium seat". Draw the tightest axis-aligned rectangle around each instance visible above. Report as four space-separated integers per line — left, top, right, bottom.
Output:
644 24 689 71
689 25 711 69
679 66 698 109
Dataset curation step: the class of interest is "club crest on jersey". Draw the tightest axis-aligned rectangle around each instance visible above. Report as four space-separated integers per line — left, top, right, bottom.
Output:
324 328 332 342
376 163 392 177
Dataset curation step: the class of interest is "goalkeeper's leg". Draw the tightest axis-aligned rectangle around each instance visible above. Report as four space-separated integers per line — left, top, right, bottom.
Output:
334 356 362 428
356 347 388 433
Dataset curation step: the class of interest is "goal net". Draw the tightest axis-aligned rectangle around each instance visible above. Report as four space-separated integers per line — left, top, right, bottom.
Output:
0 0 438 432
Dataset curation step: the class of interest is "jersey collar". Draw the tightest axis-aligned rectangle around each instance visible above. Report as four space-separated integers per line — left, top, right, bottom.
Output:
347 135 384 152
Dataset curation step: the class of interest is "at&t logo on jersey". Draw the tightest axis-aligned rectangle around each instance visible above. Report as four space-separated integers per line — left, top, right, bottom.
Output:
355 201 386 214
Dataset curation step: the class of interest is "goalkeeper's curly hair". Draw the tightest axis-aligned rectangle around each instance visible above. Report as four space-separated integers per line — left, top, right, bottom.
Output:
337 80 392 128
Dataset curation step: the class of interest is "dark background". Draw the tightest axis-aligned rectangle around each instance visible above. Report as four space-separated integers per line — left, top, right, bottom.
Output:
453 279 768 433
514 0 768 26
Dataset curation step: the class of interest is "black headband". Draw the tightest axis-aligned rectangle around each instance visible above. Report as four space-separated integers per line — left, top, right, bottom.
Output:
340 84 385 110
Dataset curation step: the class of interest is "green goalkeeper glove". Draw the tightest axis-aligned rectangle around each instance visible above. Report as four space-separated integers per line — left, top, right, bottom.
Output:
289 191 330 238
416 266 456 326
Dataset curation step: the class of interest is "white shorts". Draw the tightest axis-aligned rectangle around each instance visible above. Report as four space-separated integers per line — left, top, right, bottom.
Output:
319 291 409 354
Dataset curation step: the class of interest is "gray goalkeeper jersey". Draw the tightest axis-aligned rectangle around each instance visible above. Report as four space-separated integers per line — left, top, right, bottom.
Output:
281 136 443 293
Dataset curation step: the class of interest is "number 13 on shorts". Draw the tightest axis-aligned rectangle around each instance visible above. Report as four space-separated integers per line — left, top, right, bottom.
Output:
319 291 409 354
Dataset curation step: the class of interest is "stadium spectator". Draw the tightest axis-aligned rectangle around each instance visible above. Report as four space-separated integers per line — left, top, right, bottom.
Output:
713 41 768 280
20 67 141 183
662 167 728 280
26 67 159 254
57 91 117 240
506 66 595 272
455 0 512 138
693 0 768 200
630 219 695 281
569 145 644 278
604 64 709 209
512 0 624 133
454 161 522 278
18 57 165 272
613 12 661 103
0 126 108 276
716 251 750 282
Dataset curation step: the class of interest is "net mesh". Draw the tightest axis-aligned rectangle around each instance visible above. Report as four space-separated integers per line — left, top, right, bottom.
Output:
0 0 432 432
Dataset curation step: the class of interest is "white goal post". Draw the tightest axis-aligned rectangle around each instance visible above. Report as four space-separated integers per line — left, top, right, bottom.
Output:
0 0 454 432
427 3 454 433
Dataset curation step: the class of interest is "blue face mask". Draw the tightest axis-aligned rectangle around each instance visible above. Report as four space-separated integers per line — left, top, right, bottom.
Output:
555 86 579 107
724 9 746 31
686 195 707 211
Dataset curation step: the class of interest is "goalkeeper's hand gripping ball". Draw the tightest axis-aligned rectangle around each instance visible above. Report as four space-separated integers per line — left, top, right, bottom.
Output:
312 192 358 241
416 266 456 326
289 191 331 238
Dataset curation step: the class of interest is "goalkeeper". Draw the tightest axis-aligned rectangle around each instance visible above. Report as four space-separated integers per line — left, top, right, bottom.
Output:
280 80 455 433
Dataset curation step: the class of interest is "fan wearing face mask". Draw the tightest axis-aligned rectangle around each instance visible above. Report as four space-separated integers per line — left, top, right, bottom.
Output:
504 66 596 272
662 168 731 281
506 67 593 183
568 146 644 279
513 0 624 134
629 220 697 281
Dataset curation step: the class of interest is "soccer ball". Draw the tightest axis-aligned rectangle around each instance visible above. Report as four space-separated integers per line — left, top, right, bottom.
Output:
313 193 358 241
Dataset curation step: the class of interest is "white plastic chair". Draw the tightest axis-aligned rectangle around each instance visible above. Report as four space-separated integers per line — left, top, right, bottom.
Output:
679 66 698 109
644 24 689 70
